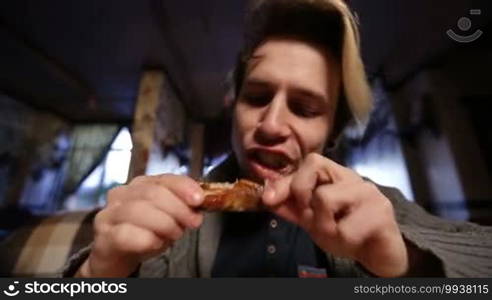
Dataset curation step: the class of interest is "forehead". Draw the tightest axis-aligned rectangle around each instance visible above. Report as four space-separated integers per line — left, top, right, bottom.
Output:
245 38 340 99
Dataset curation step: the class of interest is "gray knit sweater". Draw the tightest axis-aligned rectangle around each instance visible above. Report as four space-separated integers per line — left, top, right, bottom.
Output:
63 156 492 277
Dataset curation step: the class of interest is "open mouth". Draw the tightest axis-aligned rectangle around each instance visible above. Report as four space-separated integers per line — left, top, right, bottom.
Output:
247 149 294 179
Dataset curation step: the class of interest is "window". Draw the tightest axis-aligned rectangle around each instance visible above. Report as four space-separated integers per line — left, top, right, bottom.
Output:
64 127 132 210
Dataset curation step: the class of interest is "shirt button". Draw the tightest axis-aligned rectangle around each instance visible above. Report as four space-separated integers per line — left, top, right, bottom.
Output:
270 219 278 229
267 244 276 254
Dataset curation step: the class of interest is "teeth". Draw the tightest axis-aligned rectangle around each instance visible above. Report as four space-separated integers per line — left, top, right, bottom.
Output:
256 152 288 169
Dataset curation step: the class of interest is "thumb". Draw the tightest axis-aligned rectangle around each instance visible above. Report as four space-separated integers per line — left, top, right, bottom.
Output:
262 176 292 207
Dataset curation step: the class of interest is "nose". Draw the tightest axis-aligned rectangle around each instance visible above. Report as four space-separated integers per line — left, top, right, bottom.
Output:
255 93 290 145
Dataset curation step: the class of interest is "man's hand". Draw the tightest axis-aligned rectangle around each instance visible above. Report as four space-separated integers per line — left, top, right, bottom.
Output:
262 153 409 277
77 174 204 277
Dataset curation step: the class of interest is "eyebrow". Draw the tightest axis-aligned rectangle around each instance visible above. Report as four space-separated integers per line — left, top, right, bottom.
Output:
242 78 274 90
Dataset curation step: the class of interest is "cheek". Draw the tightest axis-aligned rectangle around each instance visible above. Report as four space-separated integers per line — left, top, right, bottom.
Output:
233 104 256 136
298 121 331 154
232 104 253 150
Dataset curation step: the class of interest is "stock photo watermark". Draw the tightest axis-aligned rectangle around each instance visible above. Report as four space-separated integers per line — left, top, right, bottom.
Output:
2 280 127 297
447 9 483 43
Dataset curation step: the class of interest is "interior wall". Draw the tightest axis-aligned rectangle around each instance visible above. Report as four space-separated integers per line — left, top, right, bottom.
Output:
389 48 492 224
342 80 414 201
0 93 69 210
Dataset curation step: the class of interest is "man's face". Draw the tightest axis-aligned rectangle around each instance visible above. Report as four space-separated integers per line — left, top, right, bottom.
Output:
232 38 341 182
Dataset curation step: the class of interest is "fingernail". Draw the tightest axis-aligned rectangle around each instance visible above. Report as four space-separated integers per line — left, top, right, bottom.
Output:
191 215 202 228
263 183 275 204
192 192 202 205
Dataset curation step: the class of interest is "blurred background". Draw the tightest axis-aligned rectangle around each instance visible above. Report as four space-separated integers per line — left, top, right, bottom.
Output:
0 0 491 246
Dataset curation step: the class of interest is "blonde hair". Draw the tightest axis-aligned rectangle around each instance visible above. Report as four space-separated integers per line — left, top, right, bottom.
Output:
234 0 373 134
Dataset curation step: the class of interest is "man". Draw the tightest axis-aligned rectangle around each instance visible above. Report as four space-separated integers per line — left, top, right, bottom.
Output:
66 0 492 277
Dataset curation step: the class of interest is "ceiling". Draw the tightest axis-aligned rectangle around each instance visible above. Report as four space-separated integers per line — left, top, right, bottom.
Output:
0 0 490 123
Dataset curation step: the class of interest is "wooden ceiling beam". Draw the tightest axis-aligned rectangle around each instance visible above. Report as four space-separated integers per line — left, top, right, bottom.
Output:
128 70 164 179
0 20 93 99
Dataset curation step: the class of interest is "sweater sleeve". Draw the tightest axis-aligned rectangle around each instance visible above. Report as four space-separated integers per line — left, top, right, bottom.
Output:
61 244 156 278
378 185 492 277
61 244 92 277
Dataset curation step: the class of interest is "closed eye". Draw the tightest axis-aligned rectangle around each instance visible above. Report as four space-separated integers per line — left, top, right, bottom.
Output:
239 78 276 107
289 100 322 118
240 92 272 107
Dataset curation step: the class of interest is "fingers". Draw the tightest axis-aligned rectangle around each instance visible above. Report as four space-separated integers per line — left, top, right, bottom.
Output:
269 199 304 225
141 185 204 229
312 182 359 218
265 158 408 277
269 180 359 234
302 153 360 183
108 200 185 241
289 163 320 209
131 174 204 207
294 154 362 208
310 183 345 237
263 154 329 208
262 176 291 206
336 183 397 247
310 182 402 261
263 153 362 209
89 174 204 277
88 223 165 277
106 223 168 255
109 177 204 230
